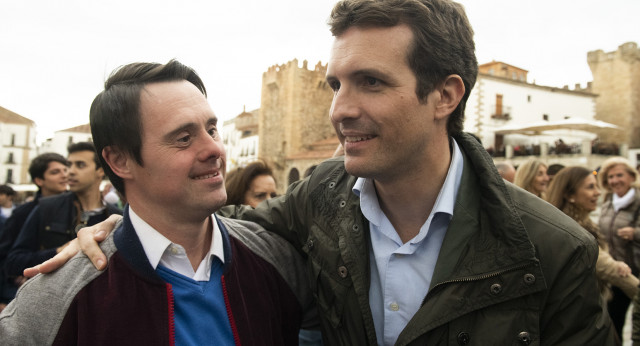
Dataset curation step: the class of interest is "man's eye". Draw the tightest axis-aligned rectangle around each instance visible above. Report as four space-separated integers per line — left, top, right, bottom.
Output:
208 128 217 138
365 77 379 86
178 135 191 143
329 81 340 91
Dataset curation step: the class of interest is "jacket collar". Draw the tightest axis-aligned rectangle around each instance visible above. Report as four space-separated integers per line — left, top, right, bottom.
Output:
113 206 233 283
430 133 538 286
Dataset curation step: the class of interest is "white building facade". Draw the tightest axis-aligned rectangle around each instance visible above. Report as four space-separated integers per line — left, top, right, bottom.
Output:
0 106 38 185
222 109 259 172
464 67 597 152
39 124 93 157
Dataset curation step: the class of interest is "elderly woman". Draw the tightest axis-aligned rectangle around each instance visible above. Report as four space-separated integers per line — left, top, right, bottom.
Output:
514 158 550 198
598 157 640 338
546 166 638 304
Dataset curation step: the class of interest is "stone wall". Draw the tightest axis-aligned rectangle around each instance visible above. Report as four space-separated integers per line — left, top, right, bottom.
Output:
588 42 640 148
259 59 335 191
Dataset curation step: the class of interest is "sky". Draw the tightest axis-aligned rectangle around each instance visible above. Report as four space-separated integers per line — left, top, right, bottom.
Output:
1 0 638 144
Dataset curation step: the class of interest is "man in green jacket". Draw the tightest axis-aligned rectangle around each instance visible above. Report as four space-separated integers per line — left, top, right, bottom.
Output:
30 0 616 344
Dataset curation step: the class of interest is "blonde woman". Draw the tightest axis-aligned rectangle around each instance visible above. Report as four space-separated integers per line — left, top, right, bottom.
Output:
598 157 640 337
514 158 549 198
546 166 638 304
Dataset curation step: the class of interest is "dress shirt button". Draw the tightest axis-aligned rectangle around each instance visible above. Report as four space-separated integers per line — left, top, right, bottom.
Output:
170 247 179 255
395 253 405 258
390 302 399 311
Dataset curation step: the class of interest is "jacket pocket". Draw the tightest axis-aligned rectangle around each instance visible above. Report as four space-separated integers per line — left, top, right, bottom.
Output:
41 222 73 249
304 223 353 329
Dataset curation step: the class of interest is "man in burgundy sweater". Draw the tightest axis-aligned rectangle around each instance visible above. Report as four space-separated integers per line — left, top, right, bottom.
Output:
0 60 314 345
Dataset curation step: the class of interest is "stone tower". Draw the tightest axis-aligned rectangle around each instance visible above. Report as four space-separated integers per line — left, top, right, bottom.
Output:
587 42 640 148
259 59 335 189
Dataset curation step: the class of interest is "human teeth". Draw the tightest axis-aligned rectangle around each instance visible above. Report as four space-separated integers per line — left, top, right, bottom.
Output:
194 172 218 180
345 135 373 142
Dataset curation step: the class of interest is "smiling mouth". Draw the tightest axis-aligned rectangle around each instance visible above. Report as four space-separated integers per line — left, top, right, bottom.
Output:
345 135 375 142
193 172 219 180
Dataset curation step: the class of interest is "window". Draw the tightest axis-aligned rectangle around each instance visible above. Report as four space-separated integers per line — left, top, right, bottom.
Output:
10 134 15 146
527 95 531 102
68 136 73 144
7 153 14 164
5 169 13 184
543 114 549 121
495 94 503 116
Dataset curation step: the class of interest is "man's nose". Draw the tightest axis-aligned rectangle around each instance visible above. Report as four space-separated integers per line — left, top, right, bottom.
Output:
329 86 360 124
197 131 224 162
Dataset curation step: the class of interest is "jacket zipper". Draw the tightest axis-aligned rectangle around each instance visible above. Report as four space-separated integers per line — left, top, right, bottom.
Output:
421 262 534 307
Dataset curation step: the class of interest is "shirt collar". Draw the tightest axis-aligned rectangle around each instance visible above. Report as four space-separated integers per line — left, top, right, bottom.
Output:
353 137 464 227
128 206 224 271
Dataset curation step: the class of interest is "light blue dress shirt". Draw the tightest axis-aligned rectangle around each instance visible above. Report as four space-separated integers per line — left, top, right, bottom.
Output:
353 138 464 346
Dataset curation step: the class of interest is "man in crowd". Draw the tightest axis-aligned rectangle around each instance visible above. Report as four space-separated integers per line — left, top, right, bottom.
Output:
4 143 121 277
0 153 68 310
26 0 615 344
0 185 16 230
0 61 312 344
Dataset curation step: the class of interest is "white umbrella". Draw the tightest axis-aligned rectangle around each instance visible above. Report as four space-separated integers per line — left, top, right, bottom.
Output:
494 117 620 135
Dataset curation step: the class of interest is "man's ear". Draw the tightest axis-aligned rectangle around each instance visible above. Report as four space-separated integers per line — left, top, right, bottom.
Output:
102 146 133 180
33 177 44 189
435 74 465 120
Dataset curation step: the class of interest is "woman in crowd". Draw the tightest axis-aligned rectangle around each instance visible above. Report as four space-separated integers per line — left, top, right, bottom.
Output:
514 158 550 198
598 157 640 337
546 166 638 305
225 160 278 208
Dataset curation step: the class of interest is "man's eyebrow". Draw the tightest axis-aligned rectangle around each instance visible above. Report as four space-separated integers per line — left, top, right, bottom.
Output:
206 117 218 127
163 123 198 141
163 117 218 141
326 68 393 82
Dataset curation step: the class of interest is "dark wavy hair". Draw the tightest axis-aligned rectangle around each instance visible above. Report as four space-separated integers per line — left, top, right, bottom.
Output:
328 0 478 135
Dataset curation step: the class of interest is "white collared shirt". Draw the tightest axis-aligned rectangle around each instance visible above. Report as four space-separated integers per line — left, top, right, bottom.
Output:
353 138 464 346
128 207 224 281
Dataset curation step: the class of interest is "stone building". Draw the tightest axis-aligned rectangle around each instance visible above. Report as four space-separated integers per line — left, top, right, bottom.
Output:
588 42 640 149
0 106 37 184
258 59 335 191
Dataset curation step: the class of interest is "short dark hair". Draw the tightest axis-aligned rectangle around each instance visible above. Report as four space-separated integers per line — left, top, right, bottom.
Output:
0 184 15 196
67 142 101 169
328 0 478 135
225 161 275 206
547 163 565 177
28 153 68 186
89 60 207 196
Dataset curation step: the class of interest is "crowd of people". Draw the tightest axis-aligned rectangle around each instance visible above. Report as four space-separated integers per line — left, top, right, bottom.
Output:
498 157 640 343
0 0 636 344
